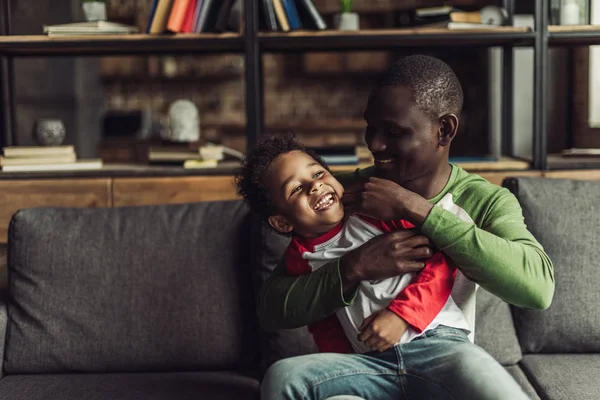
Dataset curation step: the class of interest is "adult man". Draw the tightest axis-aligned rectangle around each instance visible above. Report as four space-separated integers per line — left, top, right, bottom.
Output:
259 55 554 399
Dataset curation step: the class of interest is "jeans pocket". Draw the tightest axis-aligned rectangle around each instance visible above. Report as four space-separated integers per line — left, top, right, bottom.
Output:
422 325 470 342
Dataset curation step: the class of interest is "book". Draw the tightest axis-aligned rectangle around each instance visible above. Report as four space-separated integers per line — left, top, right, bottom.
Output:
295 0 326 30
181 0 199 33
262 0 278 31
145 0 160 33
561 148 600 157
1 159 103 173
281 0 302 30
167 0 191 32
272 0 290 32
150 0 175 34
191 0 204 32
43 21 138 36
0 153 77 167
214 0 236 32
3 145 75 158
195 0 215 32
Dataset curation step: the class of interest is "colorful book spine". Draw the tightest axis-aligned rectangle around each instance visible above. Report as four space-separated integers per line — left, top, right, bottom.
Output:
181 0 198 33
281 0 302 30
149 0 175 34
167 0 191 32
145 0 160 33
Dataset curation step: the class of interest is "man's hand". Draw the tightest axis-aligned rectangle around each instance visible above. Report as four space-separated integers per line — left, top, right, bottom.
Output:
342 177 433 226
340 230 432 290
358 309 409 352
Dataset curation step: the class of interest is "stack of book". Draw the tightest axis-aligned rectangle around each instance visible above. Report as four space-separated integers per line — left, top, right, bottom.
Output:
43 21 138 37
0 146 103 172
148 144 241 169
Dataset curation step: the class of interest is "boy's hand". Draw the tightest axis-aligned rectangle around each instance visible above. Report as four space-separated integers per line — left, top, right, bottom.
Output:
357 309 408 352
343 177 433 226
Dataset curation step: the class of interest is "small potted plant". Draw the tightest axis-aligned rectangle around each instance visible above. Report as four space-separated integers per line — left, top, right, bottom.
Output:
82 0 107 22
334 0 359 30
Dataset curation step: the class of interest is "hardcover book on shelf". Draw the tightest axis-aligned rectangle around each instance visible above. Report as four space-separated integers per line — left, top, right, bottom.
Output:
262 0 279 31
2 145 75 158
43 21 138 36
214 0 236 32
281 0 303 30
295 0 326 30
0 159 103 173
272 0 291 32
149 0 175 34
167 0 191 32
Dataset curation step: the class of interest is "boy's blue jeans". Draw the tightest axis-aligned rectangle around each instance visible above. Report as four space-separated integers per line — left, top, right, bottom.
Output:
261 325 529 400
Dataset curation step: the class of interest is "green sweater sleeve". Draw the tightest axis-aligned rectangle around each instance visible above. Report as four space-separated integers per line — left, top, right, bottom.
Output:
421 187 555 310
257 259 356 331
256 167 372 332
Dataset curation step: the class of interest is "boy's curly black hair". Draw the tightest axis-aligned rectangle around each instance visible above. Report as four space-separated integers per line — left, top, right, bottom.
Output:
235 133 328 219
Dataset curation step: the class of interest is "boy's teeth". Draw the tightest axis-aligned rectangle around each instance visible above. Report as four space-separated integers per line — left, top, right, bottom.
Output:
315 194 334 210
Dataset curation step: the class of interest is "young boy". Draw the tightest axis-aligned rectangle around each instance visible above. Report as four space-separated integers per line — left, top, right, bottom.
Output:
236 133 470 354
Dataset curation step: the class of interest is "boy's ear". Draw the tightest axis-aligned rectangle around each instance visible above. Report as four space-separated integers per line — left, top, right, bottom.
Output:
438 114 459 147
268 214 294 234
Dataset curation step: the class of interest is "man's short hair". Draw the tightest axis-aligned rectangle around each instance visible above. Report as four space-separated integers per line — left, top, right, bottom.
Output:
379 54 464 119
235 133 327 219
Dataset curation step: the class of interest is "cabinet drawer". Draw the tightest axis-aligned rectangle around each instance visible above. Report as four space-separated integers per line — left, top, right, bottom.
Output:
112 176 239 207
0 179 112 243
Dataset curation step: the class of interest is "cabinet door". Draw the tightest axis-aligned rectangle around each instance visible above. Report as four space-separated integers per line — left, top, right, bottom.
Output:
112 176 240 207
477 171 543 186
543 170 600 181
0 179 112 243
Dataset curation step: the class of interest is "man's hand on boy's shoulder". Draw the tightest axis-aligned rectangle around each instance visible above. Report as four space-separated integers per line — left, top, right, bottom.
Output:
358 309 408 352
342 177 433 225
339 230 432 288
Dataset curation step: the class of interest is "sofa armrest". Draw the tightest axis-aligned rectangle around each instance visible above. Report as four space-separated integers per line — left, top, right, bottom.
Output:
0 288 7 378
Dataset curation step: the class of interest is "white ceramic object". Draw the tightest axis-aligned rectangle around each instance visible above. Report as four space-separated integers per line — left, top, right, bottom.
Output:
561 0 580 25
164 100 200 142
34 119 66 146
334 12 359 31
82 1 107 22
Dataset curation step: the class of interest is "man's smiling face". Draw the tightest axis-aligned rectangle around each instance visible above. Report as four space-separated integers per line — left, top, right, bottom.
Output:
363 85 444 186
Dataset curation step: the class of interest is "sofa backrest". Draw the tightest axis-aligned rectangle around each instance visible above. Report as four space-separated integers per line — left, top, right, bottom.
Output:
504 177 600 354
4 200 259 374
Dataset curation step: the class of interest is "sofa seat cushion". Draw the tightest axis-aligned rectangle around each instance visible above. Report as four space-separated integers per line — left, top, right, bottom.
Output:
520 354 600 400
0 371 260 400
505 365 540 400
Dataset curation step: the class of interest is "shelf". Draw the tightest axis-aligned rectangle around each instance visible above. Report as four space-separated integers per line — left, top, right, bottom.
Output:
548 25 600 46
0 34 243 56
259 28 535 52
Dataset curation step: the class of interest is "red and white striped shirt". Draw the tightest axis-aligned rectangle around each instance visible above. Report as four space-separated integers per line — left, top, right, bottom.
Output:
285 215 471 354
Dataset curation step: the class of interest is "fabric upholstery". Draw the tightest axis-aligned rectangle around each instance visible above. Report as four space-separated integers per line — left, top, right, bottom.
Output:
520 354 600 400
0 371 260 400
5 201 260 373
504 177 600 353
505 365 540 400
250 218 318 369
474 288 522 366
0 288 7 379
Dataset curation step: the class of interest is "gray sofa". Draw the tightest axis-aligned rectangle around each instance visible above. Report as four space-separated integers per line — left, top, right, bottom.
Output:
0 176 597 400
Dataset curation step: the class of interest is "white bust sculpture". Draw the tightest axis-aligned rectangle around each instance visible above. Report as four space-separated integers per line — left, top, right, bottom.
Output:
164 100 200 142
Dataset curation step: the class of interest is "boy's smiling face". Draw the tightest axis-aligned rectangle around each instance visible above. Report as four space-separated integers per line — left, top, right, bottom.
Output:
265 150 344 238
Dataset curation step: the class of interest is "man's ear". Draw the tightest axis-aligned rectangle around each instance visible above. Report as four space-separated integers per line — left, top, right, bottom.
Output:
268 214 294 234
438 114 459 147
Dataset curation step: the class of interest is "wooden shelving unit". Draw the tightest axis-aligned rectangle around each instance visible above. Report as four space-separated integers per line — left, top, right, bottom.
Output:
3 0 600 174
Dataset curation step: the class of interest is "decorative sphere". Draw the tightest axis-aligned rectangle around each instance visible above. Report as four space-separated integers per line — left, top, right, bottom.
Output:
34 119 66 146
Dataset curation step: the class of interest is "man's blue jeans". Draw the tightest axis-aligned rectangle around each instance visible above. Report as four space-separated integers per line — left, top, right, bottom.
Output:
261 325 529 400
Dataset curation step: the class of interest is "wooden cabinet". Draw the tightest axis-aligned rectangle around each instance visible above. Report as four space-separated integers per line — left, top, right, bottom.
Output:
112 176 239 207
0 179 112 243
0 169 596 244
